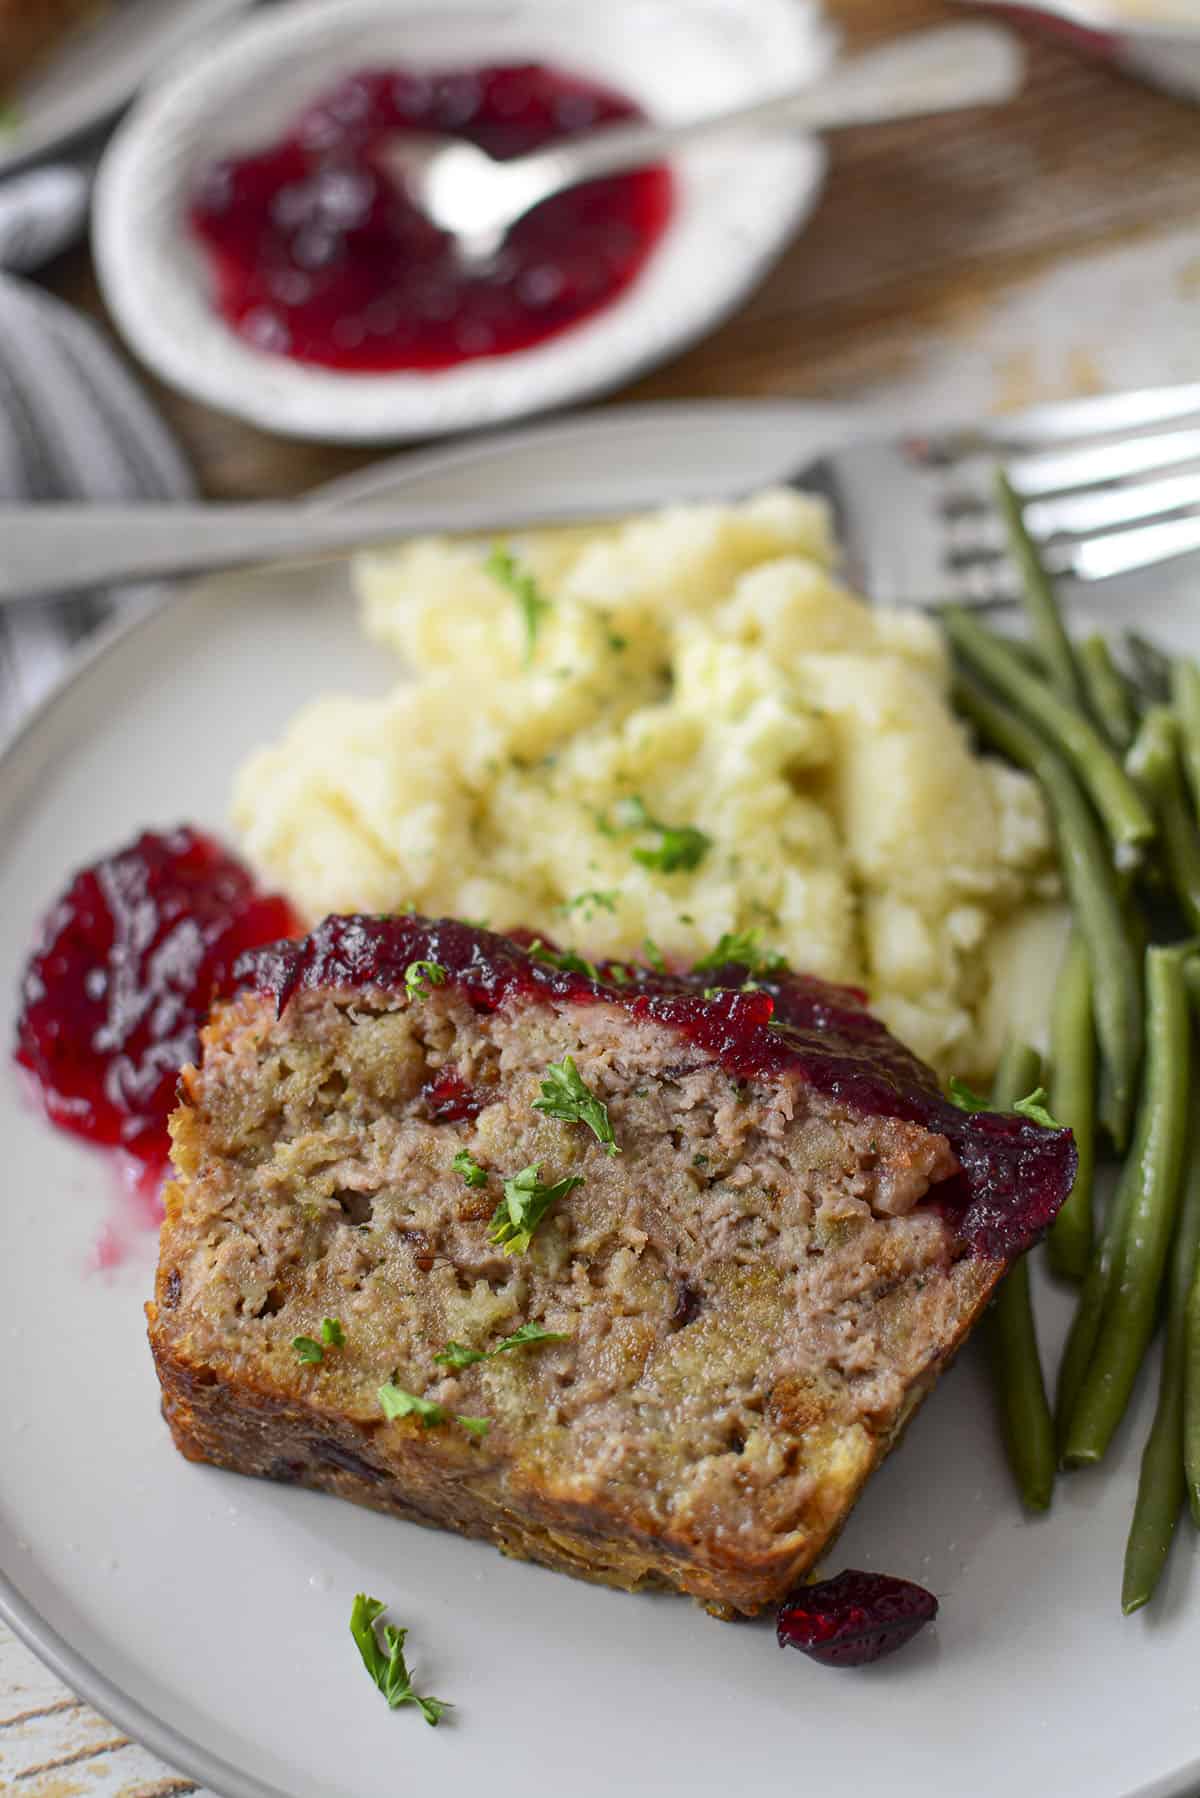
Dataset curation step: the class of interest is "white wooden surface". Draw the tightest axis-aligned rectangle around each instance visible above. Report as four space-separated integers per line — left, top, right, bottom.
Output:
5 220 1200 1797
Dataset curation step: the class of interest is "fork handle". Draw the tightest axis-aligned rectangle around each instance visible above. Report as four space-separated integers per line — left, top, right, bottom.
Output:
0 498 647 602
515 23 1023 190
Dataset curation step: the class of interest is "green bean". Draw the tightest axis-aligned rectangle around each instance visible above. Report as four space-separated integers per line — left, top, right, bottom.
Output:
1122 1100 1200 1612
1169 657 1200 820
1078 634 1137 754
945 607 1155 864
985 1041 1055 1511
1047 929 1096 1283
1128 707 1200 934
955 673 1142 1151
1056 1150 1140 1450
1183 963 1200 1525
1063 946 1192 1466
994 471 1086 711
1126 632 1172 707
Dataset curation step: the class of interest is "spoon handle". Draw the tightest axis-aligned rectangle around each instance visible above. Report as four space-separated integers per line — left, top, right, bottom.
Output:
516 23 1022 187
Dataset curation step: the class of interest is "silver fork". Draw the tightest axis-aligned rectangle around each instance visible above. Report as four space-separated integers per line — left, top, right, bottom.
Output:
3 383 1200 606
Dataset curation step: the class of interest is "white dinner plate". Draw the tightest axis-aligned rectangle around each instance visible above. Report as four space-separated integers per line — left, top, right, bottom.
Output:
0 0 254 178
2 402 1200 1798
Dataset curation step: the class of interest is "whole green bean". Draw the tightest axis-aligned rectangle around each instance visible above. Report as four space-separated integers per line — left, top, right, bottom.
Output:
1047 929 1096 1283
985 1041 1055 1511
1126 632 1172 707
1128 707 1200 934
1055 1144 1140 1450
1078 634 1137 754
955 674 1142 1151
994 471 1086 711
1063 946 1192 1466
1122 1100 1200 1613
945 607 1155 864
1170 657 1200 821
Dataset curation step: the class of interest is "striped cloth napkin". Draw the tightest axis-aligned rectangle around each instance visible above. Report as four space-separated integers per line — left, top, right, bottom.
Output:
0 273 193 741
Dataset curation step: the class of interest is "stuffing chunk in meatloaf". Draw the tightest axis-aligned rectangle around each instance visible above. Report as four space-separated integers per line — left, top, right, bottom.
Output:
147 916 1075 1616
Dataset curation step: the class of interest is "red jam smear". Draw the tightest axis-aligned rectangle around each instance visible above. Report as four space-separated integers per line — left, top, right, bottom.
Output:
188 62 673 372
15 828 300 1169
239 914 1077 1259
777 1570 939 1667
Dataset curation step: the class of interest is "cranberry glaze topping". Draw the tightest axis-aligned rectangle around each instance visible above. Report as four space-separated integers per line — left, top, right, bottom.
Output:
777 1570 939 1667
189 63 673 372
238 914 1077 1258
16 828 300 1167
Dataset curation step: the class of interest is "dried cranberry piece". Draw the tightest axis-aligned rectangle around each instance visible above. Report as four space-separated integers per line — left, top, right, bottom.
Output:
776 1570 938 1667
421 1066 483 1122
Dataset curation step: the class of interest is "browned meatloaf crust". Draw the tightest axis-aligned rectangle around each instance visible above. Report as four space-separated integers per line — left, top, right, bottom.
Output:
147 916 1075 1617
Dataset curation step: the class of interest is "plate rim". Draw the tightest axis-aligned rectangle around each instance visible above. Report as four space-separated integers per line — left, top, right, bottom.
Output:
3 395 1199 1798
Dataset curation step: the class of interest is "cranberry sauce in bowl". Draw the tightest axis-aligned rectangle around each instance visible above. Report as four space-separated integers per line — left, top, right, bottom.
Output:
15 828 300 1171
189 63 674 372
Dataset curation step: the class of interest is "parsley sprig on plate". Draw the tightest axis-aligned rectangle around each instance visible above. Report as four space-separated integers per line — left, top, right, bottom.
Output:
349 1595 450 1726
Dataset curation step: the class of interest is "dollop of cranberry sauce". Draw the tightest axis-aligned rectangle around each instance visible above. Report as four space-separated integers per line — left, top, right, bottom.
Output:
15 829 299 1169
188 63 673 372
241 913 1076 1259
777 1570 939 1667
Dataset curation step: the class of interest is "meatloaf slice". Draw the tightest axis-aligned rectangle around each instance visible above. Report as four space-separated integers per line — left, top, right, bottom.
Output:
147 916 1075 1617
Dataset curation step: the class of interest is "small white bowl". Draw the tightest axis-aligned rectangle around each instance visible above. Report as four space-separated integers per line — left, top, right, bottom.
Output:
91 0 833 444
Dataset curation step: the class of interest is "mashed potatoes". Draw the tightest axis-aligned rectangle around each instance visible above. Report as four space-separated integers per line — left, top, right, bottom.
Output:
232 490 1060 1075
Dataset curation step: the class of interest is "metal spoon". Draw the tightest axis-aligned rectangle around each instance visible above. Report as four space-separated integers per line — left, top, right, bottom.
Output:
380 23 1023 265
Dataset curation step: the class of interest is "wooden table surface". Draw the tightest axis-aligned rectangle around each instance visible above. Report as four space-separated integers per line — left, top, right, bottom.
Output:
39 0 1200 500
9 3 1200 1794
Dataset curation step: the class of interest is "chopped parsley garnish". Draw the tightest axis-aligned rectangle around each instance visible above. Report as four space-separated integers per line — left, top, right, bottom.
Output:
642 937 666 973
1014 1087 1062 1129
948 1077 989 1113
692 930 785 976
379 1380 491 1438
948 1077 1062 1130
610 795 711 874
453 1148 489 1188
404 960 447 1002
379 1384 445 1425
435 1320 567 1370
486 543 552 666
533 1054 619 1155
292 1335 324 1365
349 1595 451 1726
527 938 599 981
321 1317 345 1347
492 1320 567 1353
433 1340 485 1370
563 888 618 918
490 1163 583 1255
